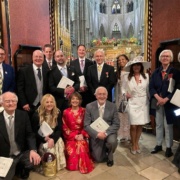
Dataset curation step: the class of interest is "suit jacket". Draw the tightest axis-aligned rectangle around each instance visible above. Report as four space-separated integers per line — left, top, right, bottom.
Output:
17 64 48 108
48 65 80 111
2 63 15 93
87 63 116 101
149 66 179 124
70 58 93 78
84 100 120 140
0 109 36 157
42 59 57 71
70 58 94 106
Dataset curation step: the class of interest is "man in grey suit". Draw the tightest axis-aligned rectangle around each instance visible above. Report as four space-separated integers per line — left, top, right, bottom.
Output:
84 87 120 167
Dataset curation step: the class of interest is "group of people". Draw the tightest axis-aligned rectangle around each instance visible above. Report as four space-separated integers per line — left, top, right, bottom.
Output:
0 42 180 179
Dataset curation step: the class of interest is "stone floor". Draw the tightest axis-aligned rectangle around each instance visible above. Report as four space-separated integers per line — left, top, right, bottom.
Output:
28 133 180 180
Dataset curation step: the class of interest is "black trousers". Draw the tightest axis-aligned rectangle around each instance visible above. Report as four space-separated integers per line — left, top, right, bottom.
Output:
0 151 33 180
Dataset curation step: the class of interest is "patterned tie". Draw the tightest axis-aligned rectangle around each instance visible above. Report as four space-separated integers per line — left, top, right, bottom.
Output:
80 60 84 73
0 71 3 95
37 68 42 81
97 66 102 81
48 62 52 70
98 65 102 72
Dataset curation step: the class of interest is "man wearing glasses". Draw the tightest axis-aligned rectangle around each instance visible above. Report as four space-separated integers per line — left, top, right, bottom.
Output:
0 46 15 94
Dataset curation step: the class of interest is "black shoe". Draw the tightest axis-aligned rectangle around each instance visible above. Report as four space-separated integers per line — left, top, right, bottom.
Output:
20 168 30 179
165 148 173 157
107 159 114 167
151 145 162 154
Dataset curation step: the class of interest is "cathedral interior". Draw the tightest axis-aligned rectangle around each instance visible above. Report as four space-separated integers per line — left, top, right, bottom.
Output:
1 0 180 179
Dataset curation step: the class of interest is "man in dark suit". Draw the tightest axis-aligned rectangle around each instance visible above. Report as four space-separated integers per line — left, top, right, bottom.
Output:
49 50 80 112
0 92 41 180
84 87 119 167
87 49 116 102
70 44 94 107
17 50 48 117
0 46 15 94
42 44 56 71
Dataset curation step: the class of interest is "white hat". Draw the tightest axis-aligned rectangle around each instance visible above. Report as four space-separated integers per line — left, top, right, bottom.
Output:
124 56 151 71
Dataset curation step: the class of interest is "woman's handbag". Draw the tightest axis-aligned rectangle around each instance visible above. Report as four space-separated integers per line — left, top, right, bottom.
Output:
42 152 57 177
118 94 128 113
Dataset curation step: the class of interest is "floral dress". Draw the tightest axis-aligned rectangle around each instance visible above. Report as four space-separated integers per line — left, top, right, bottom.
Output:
62 107 94 174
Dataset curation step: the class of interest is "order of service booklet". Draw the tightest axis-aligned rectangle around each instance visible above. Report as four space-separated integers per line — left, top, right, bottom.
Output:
0 157 13 177
90 117 109 132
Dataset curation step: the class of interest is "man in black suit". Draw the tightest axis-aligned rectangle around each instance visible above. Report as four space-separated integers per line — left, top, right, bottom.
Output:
42 44 56 71
87 49 116 102
0 92 41 180
49 50 80 112
70 44 94 107
17 50 48 117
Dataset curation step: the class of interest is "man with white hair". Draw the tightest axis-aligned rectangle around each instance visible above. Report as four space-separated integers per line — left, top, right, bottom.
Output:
17 50 48 118
84 87 119 167
87 49 116 102
0 92 41 179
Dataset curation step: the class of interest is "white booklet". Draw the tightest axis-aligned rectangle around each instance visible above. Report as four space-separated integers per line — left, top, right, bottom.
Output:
168 78 175 93
170 89 180 107
0 157 13 177
57 76 74 89
79 75 87 87
38 121 53 137
90 117 110 132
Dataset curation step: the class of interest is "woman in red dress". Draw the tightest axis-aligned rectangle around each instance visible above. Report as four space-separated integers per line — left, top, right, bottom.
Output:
62 92 94 174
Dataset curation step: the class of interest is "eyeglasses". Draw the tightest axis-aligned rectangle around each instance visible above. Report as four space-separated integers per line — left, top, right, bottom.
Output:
161 55 170 58
4 100 17 104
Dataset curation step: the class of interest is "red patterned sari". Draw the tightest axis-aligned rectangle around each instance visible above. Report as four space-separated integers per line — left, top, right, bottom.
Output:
62 107 94 173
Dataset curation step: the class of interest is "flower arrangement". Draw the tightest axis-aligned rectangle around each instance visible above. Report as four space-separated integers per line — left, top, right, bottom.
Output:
91 37 138 47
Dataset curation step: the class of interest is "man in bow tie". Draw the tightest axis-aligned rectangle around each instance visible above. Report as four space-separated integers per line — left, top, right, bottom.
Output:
0 46 15 94
48 50 80 112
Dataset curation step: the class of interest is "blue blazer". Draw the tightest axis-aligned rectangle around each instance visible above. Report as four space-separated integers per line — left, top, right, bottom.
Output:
2 63 15 93
149 65 179 124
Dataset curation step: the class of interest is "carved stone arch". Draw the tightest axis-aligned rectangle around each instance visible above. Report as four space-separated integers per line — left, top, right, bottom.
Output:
127 23 134 38
99 24 106 39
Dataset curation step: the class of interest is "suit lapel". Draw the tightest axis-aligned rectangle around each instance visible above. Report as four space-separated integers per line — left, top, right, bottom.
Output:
93 101 100 119
14 110 20 138
100 64 107 81
0 112 10 144
28 65 37 90
76 59 82 74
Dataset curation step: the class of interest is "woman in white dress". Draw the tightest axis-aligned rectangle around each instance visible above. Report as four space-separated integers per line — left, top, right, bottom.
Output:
115 54 130 142
122 56 151 154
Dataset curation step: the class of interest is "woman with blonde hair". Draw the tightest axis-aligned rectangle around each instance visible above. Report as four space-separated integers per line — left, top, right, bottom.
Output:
31 94 66 171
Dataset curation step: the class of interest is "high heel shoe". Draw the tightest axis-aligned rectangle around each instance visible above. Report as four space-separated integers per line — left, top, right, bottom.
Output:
136 149 141 154
130 147 136 155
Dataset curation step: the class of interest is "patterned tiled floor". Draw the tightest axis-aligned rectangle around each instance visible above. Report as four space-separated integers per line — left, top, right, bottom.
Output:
28 133 180 180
